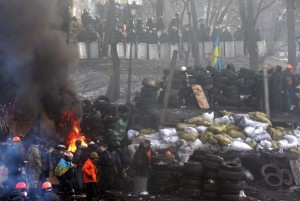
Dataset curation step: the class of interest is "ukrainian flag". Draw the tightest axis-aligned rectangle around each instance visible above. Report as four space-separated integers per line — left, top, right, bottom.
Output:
211 37 222 71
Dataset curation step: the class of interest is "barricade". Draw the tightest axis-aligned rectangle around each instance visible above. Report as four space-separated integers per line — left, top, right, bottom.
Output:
149 44 159 59
257 40 267 57
126 43 136 59
170 45 179 58
220 41 225 56
78 42 87 59
235 41 244 57
199 42 204 58
204 41 213 57
137 43 147 59
160 43 170 59
225 41 235 57
117 42 125 58
90 42 99 59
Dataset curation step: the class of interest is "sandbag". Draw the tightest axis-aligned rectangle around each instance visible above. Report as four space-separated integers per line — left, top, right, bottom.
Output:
208 124 227 134
140 129 157 135
201 120 213 127
239 117 268 130
142 132 160 140
195 126 208 134
219 110 233 116
226 124 242 131
184 127 198 133
159 128 177 138
176 123 197 131
228 130 246 139
245 138 257 149
207 136 218 144
214 115 230 125
161 136 179 144
271 140 279 150
204 143 221 152
180 132 199 142
233 113 249 121
249 112 272 126
189 139 204 150
127 129 139 139
201 112 214 122
158 143 174 150
243 126 255 137
252 132 272 142
256 140 272 151
230 141 253 151
185 116 203 125
175 139 189 148
214 134 232 146
278 135 298 150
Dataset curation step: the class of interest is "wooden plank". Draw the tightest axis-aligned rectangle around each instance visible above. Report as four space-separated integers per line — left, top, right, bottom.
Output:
290 158 300 185
191 84 210 109
159 50 178 129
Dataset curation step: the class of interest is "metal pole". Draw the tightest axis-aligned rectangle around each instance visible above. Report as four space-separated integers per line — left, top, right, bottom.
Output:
127 19 133 103
263 65 270 118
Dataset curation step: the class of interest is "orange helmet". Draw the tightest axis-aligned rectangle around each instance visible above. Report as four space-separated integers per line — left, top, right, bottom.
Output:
16 182 27 189
12 136 21 142
41 181 52 189
286 64 293 69
166 151 173 157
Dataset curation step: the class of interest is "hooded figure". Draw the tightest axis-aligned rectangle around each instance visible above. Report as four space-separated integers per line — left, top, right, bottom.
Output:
40 181 60 201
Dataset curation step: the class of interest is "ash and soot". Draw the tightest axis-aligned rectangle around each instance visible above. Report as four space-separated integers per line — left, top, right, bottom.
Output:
0 0 82 144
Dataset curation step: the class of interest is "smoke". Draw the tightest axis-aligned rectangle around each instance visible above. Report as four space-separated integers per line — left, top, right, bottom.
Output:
0 0 81 140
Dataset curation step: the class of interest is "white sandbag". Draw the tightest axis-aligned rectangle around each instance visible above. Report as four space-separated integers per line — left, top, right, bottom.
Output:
127 129 139 139
229 116 236 124
160 43 170 59
239 117 268 130
259 140 272 150
161 136 179 144
137 43 147 59
253 127 264 136
178 146 194 156
184 127 198 133
204 143 221 153
158 143 173 150
143 132 160 140
159 128 177 138
214 115 230 125
78 42 87 59
150 139 160 151
148 44 159 59
278 135 298 150
245 138 257 147
202 112 214 122
188 139 204 150
128 144 139 159
233 113 249 121
230 141 253 152
177 152 189 164
175 139 189 148
244 127 255 137
196 126 208 134
252 132 271 142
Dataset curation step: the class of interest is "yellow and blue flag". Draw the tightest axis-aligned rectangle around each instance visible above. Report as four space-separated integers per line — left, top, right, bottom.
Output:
211 36 222 71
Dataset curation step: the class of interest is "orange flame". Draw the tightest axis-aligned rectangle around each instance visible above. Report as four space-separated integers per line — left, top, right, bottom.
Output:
61 109 87 153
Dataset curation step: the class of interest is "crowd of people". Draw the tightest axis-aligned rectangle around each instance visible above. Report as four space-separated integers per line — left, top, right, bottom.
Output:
0 132 155 201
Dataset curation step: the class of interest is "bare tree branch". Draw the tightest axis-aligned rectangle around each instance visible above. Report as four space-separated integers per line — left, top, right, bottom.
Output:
254 0 277 26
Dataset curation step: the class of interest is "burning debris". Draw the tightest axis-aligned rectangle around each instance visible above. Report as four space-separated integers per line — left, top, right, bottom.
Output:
0 0 81 143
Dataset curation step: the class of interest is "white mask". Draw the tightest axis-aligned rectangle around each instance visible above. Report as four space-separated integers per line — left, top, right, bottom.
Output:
23 191 27 197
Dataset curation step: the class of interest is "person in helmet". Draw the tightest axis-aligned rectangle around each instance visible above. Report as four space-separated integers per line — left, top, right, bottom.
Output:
54 151 74 198
40 181 60 201
82 152 99 201
9 182 29 201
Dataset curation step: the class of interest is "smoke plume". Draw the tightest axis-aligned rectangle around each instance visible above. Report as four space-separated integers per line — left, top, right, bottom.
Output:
0 0 81 140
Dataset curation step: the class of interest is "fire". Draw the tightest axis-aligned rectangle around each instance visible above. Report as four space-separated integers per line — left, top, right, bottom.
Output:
61 109 87 152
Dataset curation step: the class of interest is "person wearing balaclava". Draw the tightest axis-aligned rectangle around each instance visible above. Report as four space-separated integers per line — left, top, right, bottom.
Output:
9 182 30 201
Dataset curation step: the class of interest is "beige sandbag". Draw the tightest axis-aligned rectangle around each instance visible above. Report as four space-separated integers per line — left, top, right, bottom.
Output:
180 132 199 142
222 133 234 141
184 116 203 125
214 134 232 146
249 111 272 126
176 123 197 131
199 134 209 143
275 126 285 132
204 130 214 136
245 138 257 149
200 120 213 127
228 130 246 139
273 130 283 141
271 140 279 150
267 127 276 136
219 110 233 116
139 129 157 135
207 136 218 144
226 124 242 131
208 124 227 134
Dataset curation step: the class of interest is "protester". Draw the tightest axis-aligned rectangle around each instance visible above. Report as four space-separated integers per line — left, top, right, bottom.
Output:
73 140 86 193
40 181 60 201
132 139 152 195
9 182 29 201
82 152 99 201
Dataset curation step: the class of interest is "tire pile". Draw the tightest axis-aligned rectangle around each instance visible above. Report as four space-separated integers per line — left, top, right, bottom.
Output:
260 164 294 190
202 154 224 199
169 165 184 191
149 156 172 194
218 158 245 201
178 162 203 198
136 78 159 109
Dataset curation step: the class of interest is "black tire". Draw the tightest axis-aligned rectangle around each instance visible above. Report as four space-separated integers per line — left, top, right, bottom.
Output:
200 78 214 86
184 162 204 172
280 169 294 186
189 154 206 162
149 185 170 193
150 178 170 186
221 69 238 80
220 180 246 190
203 191 219 199
116 105 130 117
130 114 144 125
216 76 230 83
142 78 157 88
220 162 243 172
220 194 240 201
219 188 240 195
202 183 218 191
206 154 224 163
239 68 255 76
224 89 239 96
264 173 283 189
260 164 281 177
206 66 218 74
152 163 171 170
171 165 184 172
223 86 238 92
178 188 201 197
243 78 255 85
203 84 214 90
183 170 203 177
172 78 185 85
203 170 218 179
228 79 242 86
181 178 202 187
152 155 173 164
218 169 244 181
171 83 184 90
203 160 221 170
214 82 227 89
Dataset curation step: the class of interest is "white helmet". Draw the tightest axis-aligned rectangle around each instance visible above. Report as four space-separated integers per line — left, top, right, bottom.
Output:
180 66 187 72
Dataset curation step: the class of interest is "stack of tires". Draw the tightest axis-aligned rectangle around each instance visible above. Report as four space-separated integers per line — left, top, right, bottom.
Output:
202 154 224 199
178 162 203 198
238 68 256 96
259 164 294 190
195 70 214 91
169 165 184 191
136 78 159 109
149 156 172 194
218 160 245 201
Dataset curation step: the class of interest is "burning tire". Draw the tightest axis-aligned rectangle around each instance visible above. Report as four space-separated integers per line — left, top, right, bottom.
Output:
280 169 294 186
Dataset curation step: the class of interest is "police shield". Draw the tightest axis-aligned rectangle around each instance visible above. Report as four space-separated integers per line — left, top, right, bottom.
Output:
160 43 170 59
90 42 99 59
78 42 87 59
225 41 235 57
149 44 159 59
137 43 147 59
234 41 244 57
117 42 125 58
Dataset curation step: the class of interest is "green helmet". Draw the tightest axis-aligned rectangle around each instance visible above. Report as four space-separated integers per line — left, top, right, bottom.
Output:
90 152 99 159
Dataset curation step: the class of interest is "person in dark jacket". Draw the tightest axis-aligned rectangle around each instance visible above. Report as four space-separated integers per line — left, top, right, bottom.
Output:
132 139 152 195
9 182 30 201
156 16 165 31
40 181 60 201
169 26 180 45
221 28 233 41
159 30 169 44
148 28 158 44
234 26 244 41
81 9 93 28
73 140 86 192
146 18 155 30
271 65 283 112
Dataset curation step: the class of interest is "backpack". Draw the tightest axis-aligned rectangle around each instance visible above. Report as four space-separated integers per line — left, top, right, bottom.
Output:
104 150 116 167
